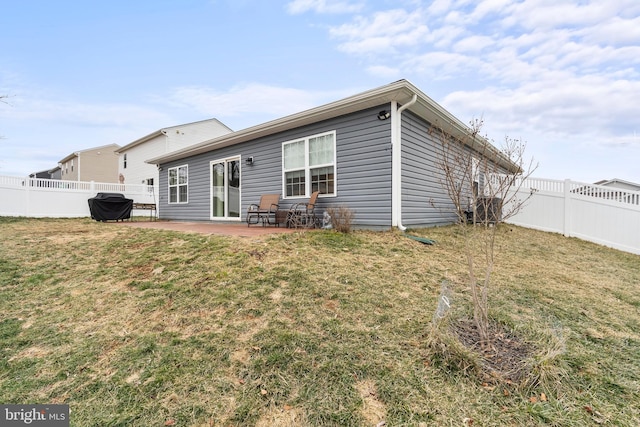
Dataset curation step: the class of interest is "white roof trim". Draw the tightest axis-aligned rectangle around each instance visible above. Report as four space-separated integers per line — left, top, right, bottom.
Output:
59 143 120 164
116 118 233 153
145 79 517 172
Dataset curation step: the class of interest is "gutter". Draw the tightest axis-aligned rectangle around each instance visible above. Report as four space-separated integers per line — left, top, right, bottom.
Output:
145 80 418 166
145 80 517 174
391 93 418 232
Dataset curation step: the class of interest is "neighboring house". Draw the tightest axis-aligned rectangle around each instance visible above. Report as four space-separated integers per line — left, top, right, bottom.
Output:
49 166 62 180
28 166 62 188
146 79 518 229
29 169 54 179
58 143 120 183
115 118 232 188
28 166 60 181
593 178 640 192
588 178 640 204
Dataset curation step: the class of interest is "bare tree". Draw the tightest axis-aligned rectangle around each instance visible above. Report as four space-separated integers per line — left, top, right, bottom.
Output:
435 118 538 344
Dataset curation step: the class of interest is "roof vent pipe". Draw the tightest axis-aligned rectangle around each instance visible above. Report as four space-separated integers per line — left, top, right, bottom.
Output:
392 93 418 232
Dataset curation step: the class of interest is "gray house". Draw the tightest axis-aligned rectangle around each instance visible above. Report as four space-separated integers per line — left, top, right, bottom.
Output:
146 79 517 229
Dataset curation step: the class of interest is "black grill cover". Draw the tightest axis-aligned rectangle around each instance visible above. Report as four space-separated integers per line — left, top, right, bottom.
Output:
88 193 133 221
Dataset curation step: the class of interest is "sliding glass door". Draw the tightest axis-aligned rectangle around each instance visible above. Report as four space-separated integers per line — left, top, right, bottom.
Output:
211 157 240 219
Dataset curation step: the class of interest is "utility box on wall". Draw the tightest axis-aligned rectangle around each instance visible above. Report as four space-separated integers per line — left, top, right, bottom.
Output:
475 197 503 224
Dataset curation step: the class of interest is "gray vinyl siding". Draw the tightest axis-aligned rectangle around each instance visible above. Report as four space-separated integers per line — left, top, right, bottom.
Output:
158 106 393 227
400 110 458 227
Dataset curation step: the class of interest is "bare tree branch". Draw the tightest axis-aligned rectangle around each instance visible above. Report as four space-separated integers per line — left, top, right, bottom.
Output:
435 119 538 344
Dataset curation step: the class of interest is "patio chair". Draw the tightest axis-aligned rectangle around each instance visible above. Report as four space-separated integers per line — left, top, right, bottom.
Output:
286 191 319 228
246 194 281 227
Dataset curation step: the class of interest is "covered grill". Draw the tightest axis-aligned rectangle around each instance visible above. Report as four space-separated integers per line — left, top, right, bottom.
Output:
88 193 133 221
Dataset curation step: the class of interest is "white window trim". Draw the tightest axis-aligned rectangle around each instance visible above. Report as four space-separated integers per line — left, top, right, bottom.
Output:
168 164 188 204
281 130 337 199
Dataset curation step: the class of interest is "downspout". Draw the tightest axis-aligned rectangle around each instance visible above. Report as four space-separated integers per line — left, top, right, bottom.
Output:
391 93 418 231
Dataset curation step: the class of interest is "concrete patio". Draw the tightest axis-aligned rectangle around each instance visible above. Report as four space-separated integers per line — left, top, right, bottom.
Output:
113 220 303 237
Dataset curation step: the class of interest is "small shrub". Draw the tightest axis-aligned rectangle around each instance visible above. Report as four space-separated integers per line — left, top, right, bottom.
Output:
325 206 355 233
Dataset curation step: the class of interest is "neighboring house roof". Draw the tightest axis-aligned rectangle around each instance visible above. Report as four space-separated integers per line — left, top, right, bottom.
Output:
58 143 120 164
593 178 640 191
115 118 233 153
29 169 52 178
145 79 519 173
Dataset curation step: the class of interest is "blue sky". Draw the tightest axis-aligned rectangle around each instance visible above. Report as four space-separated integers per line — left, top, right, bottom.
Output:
1 0 639 184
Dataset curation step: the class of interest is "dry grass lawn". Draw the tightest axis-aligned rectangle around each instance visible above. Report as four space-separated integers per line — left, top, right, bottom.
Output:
0 217 639 426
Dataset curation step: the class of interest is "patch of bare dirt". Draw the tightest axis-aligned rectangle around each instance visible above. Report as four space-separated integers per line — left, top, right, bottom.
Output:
269 289 283 302
231 349 250 365
356 380 387 426
255 405 306 427
44 228 123 245
8 346 51 361
453 320 533 384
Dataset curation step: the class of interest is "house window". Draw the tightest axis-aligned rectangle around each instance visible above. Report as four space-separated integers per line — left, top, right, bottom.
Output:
471 157 480 198
71 159 74 172
282 131 336 198
168 165 188 204
123 154 127 169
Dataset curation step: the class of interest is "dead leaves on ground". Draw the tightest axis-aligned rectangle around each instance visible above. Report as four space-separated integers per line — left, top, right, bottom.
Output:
584 405 606 424
528 392 548 403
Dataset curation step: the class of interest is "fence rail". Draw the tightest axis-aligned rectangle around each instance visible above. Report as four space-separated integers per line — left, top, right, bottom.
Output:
504 177 640 255
2 174 639 255
0 175 157 218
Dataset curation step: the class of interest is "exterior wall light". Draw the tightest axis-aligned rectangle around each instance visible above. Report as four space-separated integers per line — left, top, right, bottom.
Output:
377 110 391 120
245 156 254 165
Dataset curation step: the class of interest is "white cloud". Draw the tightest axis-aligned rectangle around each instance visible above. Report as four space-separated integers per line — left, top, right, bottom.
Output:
0 78 171 129
502 0 640 34
429 24 466 49
1 100 173 171
286 0 364 14
466 0 512 22
312 0 640 133
4 98 169 128
329 8 430 54
2 81 355 176
442 74 640 144
426 0 453 16
403 51 483 79
452 35 494 53
580 15 640 46
164 83 352 129
307 0 640 182
0 86 173 176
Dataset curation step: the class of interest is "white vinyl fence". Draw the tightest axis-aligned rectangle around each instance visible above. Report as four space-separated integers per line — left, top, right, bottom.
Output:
0 175 157 218
503 177 640 255
2 174 639 254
